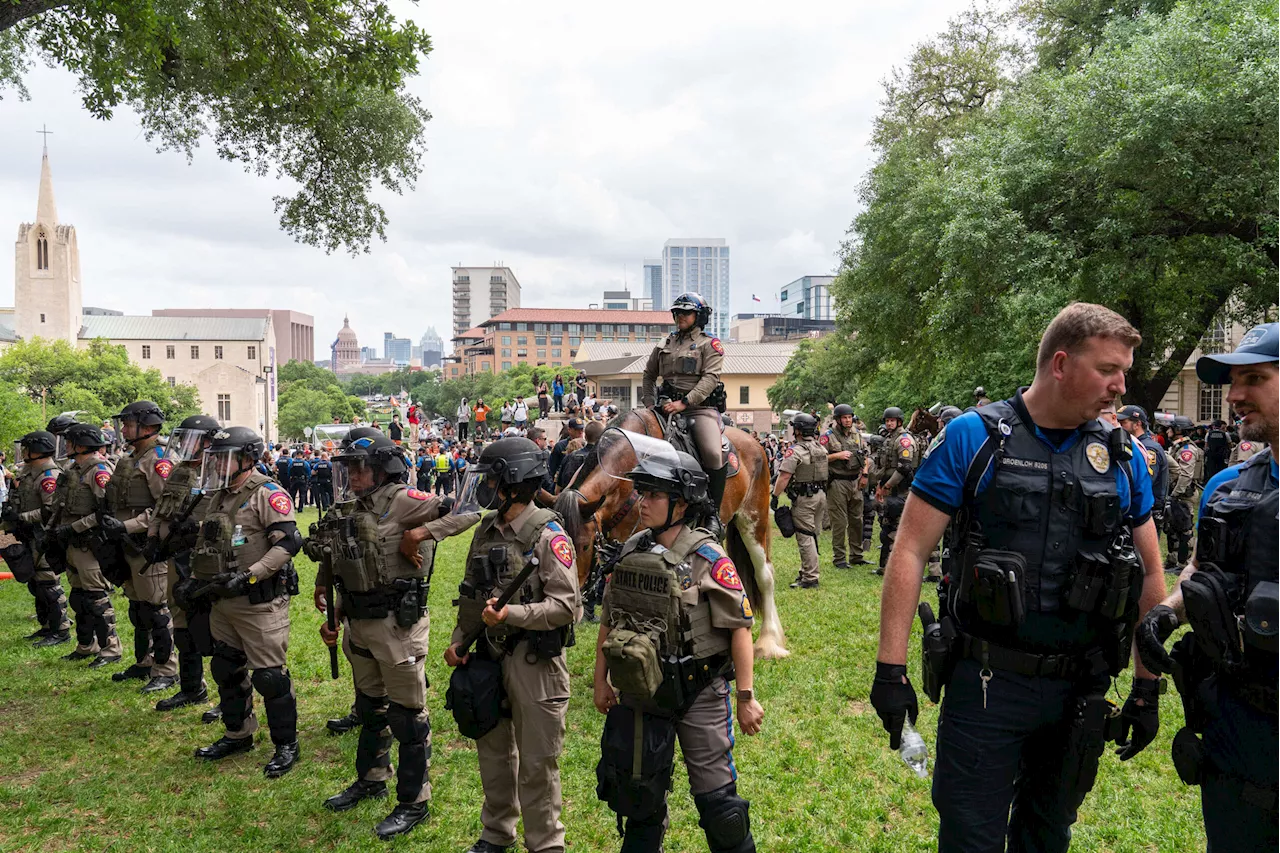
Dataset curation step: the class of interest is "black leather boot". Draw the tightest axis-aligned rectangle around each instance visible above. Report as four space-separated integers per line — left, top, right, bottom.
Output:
141 675 178 694
326 711 360 735
88 653 122 669
202 706 223 724
375 803 429 841
324 779 388 812
62 649 95 661
464 839 513 853
156 683 209 712
194 735 254 761
111 663 151 681
34 631 71 647
264 741 300 778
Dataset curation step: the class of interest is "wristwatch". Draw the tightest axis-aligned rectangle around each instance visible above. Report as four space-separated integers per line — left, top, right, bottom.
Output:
736 689 753 702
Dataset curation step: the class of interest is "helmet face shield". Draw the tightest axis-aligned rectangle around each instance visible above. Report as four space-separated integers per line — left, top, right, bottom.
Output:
598 428 680 481
54 434 71 460
331 456 377 502
167 428 212 463
452 470 497 515
200 447 245 492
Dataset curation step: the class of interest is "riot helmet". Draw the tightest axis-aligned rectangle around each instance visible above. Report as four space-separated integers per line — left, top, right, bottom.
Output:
18 430 57 461
670 292 713 329
974 386 986 399
113 400 165 444
629 448 708 504
833 403 855 429
47 412 82 460
200 427 264 491
332 432 409 501
792 413 819 437
64 423 108 455
454 437 548 514
168 414 221 463
938 406 963 426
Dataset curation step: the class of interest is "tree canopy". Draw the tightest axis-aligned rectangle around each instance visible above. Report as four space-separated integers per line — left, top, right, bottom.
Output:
0 0 432 254
772 0 1278 418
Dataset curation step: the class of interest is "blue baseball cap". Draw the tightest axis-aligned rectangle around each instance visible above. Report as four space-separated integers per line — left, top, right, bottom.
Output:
1196 322 1278 385
1116 405 1147 425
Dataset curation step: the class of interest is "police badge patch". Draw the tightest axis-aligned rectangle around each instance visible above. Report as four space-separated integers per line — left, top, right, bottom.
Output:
710 338 725 355
268 491 293 515
405 488 429 500
93 469 111 489
154 459 173 480
1179 448 1195 463
550 535 574 568
40 477 57 494
1086 443 1111 473
711 557 743 590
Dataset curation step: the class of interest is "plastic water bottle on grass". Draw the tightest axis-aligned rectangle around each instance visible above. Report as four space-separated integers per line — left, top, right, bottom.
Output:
900 719 929 778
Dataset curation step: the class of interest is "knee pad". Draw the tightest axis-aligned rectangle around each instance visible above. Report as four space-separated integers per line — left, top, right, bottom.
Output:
694 783 752 853
210 641 248 682
85 589 111 614
354 690 390 728
251 666 292 701
68 588 85 613
386 701 430 743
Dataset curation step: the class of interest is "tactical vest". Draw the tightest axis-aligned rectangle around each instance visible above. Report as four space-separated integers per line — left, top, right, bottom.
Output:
456 506 559 640
154 464 200 520
313 460 332 481
658 331 708 393
791 439 828 484
190 472 275 580
948 400 1135 653
826 427 863 477
879 427 915 494
1205 429 1230 460
57 461 103 521
607 527 732 664
17 460 58 514
290 460 308 481
330 483 430 593
1137 433 1168 500
104 443 159 517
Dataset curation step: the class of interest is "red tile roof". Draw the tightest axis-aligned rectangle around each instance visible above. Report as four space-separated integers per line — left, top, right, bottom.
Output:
481 308 672 326
453 326 487 340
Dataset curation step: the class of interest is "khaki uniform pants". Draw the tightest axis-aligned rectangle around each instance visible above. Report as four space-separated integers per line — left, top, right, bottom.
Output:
211 595 291 739
477 639 570 853
344 613 432 802
673 677 737 794
687 408 724 472
66 544 121 657
827 478 864 562
793 491 826 584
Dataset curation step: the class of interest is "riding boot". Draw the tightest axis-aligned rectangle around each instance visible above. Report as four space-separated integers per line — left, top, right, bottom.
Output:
706 465 728 539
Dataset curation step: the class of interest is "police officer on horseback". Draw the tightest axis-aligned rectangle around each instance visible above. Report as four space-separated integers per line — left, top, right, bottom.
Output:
641 292 728 535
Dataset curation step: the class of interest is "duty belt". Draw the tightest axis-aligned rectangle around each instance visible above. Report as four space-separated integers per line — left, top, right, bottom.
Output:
828 473 860 481
959 632 1109 680
789 482 823 497
341 580 423 620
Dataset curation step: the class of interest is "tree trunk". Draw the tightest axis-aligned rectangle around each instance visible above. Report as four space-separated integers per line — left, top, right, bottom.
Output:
0 1 72 32
1123 290 1234 415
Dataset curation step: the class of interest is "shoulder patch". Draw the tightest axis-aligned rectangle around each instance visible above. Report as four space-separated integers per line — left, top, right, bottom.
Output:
1240 441 1253 452
783 448 794 459
741 596 753 619
263 482 280 491
709 337 724 355
550 535 574 568
1179 448 1195 463
819 434 829 446
267 491 293 515
898 434 913 449
1086 442 1111 473
711 557 743 591
546 520 564 535
695 543 724 563
405 488 429 500
154 458 173 480
93 469 111 489
923 427 946 461
40 476 58 494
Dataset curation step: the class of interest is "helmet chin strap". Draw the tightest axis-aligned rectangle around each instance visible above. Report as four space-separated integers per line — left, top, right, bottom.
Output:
647 491 687 536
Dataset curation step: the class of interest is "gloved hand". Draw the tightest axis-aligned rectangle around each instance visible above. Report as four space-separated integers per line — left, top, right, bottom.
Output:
1 501 19 527
175 518 200 539
97 513 127 541
215 571 253 597
1135 604 1179 675
870 661 918 750
1115 677 1161 761
438 495 455 514
53 524 75 546
770 495 778 511
142 535 163 564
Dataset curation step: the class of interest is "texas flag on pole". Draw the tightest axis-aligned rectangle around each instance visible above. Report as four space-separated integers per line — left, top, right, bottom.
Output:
751 295 761 302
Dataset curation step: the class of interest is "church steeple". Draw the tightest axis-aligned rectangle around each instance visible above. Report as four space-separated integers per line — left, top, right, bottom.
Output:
35 150 58 228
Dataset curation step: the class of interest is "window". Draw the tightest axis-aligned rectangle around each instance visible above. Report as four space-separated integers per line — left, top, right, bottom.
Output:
601 384 632 409
569 337 581 347
141 345 151 359
516 323 528 331
570 349 578 358
1198 383 1223 422
535 336 546 345
167 376 176 387
1201 316 1228 355
39 313 45 323
740 386 750 405
780 289 788 301
584 324 597 334
720 247 730 257
534 323 547 332
517 336 527 345
517 349 528 358
601 337 614 342
36 231 48 270
568 324 580 333
501 336 511 346
214 345 223 360
499 322 512 331
190 345 200 359
701 247 713 257
480 361 491 372
796 303 805 314
502 362 512 371
217 394 231 421
247 345 256 360
502 348 511 358
166 345 175 359
552 349 562 358
537 350 547 359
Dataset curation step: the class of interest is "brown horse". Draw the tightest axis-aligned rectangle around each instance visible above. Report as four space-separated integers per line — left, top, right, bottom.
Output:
554 407 788 659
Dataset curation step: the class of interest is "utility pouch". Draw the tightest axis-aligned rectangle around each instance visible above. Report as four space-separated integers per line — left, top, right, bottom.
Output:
1083 492 1121 537
1066 550 1111 615
596 705 678 820
774 505 795 538
95 535 130 587
1060 693 1116 797
188 609 215 657
1 542 36 583
396 582 424 629
602 629 664 699
526 627 566 661
958 547 1026 627
1196 515 1229 564
654 655 692 711
446 656 507 740
705 383 727 413
1169 632 1214 732
679 356 698 374
918 602 957 704
1182 569 1241 665
1171 726 1205 786
1243 581 1279 655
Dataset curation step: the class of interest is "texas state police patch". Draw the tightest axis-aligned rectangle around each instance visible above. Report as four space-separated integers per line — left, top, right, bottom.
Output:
93 469 111 489
711 557 743 591
551 535 574 568
710 338 725 355
154 459 173 480
405 488 429 500
40 477 57 494
268 491 293 515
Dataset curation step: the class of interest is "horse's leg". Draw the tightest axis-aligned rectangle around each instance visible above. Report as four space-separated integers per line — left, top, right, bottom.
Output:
734 504 789 660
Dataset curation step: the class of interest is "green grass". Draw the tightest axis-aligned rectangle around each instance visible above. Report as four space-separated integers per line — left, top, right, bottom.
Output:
0 507 1205 851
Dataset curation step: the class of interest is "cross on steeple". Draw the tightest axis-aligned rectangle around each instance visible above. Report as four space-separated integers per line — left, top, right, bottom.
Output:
37 124 52 154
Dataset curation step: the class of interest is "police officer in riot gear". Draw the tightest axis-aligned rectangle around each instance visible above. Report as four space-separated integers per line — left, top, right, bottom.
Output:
3 430 71 645
316 432 479 840
871 303 1164 853
45 413 80 470
774 413 827 589
1166 417 1204 571
873 406 917 575
641 292 729 535
148 414 221 715
1117 405 1169 533
185 426 303 778
1136 322 1278 852
593 433 762 853
288 450 311 509
104 400 177 691
51 423 124 667
312 452 334 512
823 403 868 568
1202 419 1232 482
446 437 580 853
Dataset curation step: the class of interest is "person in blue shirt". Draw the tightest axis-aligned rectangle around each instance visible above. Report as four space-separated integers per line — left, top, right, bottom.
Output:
871 303 1165 853
274 449 291 484
1117 404 1169 536
1136 322 1278 853
288 450 311 510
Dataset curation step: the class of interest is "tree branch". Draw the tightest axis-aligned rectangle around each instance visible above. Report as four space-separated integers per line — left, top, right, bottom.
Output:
0 0 71 33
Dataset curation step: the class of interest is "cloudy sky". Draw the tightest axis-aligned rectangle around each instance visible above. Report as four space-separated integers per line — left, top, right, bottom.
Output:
0 0 970 360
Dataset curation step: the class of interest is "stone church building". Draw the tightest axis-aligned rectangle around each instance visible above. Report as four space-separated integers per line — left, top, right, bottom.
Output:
4 150 281 443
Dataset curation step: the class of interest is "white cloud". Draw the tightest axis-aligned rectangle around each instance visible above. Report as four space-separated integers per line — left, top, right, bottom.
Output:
0 0 971 358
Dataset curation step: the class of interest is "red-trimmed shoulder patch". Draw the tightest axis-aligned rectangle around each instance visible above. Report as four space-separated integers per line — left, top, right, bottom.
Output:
93 469 111 489
783 448 794 458
709 337 724 355
1240 441 1253 452
40 476 58 494
819 434 829 446
1179 448 1194 463
268 491 293 515
550 535 574 568
405 488 429 501
898 434 913 449
712 557 743 591
154 459 173 480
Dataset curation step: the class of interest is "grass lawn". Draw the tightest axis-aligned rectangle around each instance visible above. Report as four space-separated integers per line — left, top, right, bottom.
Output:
0 506 1205 851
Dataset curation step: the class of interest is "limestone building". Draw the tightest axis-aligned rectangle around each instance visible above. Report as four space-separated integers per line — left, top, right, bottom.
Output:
331 315 361 371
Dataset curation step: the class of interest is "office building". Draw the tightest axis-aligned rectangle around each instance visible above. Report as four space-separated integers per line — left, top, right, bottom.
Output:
777 275 834 321
642 259 663 307
594 290 652 311
384 331 411 364
452 265 521 342
729 313 835 343
661 239 730 341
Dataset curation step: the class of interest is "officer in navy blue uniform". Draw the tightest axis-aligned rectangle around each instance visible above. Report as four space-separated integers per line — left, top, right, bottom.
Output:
1117 405 1168 531
1136 322 1278 853
311 453 334 512
289 451 311 510
871 304 1165 853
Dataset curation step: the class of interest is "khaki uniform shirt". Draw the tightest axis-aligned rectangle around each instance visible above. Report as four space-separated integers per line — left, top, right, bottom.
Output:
778 438 826 483
62 456 114 534
18 457 61 525
877 426 917 494
1230 439 1264 465
450 502 581 645
203 476 298 581
641 327 725 407
821 425 866 478
1168 437 1204 497
112 437 171 535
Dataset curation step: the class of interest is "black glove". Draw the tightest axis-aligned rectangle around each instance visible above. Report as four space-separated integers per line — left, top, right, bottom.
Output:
770 495 778 511
870 661 918 750
53 524 75 546
142 536 163 564
1 502 19 527
97 513 127 541
1115 677 1161 761
438 496 455 514
173 576 201 611
175 518 200 539
216 571 253 597
1135 604 1179 675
